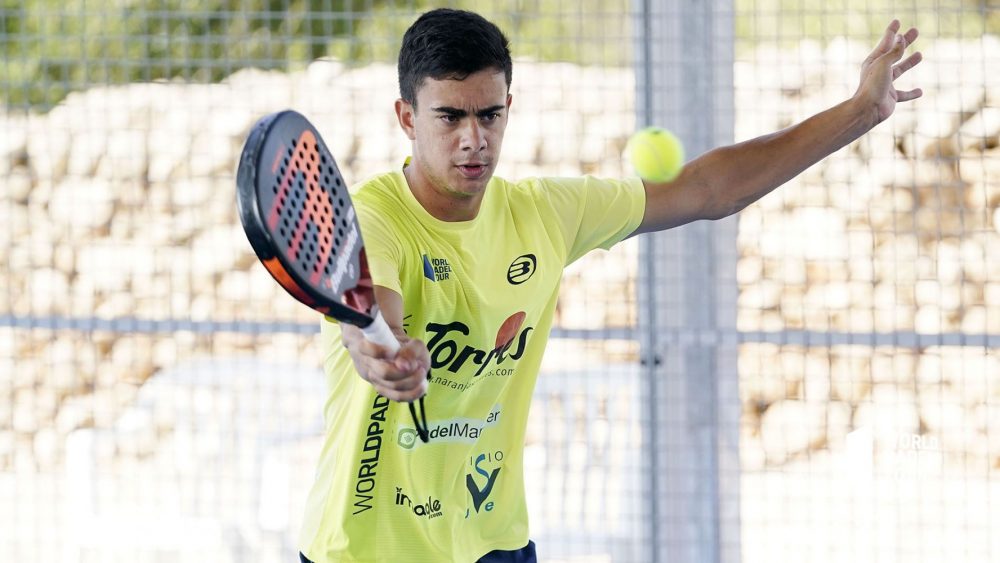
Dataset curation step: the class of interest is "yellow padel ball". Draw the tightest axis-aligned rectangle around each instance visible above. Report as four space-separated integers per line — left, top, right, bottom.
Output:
626 126 685 183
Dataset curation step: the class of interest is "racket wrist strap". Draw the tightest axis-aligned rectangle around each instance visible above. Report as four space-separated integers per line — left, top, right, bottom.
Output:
409 396 431 443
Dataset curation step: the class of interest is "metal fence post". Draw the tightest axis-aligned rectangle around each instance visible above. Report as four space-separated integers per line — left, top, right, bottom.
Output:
635 1 741 562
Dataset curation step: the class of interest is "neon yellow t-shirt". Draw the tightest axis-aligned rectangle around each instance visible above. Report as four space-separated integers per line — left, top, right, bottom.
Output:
299 164 645 563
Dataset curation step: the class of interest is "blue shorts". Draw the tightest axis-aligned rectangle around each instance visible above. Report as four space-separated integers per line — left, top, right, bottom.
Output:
300 541 536 563
476 540 537 562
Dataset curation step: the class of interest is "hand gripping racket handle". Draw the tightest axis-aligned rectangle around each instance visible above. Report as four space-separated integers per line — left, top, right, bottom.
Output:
362 311 430 443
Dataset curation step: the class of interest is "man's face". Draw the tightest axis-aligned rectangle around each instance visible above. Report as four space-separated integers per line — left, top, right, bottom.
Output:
396 69 511 200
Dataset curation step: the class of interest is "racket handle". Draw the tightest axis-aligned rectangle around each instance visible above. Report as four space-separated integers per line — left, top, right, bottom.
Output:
363 309 430 442
361 310 401 354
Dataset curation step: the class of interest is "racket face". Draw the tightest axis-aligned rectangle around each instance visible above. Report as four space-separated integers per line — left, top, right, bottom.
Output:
236 110 373 327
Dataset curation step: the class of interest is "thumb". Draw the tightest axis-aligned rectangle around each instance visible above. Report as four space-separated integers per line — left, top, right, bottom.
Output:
394 338 430 373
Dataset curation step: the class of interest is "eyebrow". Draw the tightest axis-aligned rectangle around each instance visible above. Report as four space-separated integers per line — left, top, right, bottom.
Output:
430 105 506 118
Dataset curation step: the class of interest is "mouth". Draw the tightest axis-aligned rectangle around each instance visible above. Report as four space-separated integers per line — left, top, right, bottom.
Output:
456 163 489 179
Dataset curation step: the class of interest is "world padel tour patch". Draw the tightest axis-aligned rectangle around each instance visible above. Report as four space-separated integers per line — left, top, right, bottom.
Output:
422 254 452 282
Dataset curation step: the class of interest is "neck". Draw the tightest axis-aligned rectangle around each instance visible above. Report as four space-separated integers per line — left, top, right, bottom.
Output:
403 164 484 222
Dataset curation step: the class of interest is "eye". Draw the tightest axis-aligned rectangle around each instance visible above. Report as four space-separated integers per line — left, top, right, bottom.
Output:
482 112 501 122
441 115 459 123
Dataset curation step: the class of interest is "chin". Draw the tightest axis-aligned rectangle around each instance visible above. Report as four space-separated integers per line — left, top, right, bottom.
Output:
452 176 492 196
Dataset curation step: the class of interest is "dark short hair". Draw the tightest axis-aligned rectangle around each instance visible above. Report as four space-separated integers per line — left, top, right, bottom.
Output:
398 9 512 106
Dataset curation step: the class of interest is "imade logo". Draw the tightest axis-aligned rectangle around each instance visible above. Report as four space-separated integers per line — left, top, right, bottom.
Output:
395 487 443 519
465 450 503 518
425 312 531 378
422 254 452 282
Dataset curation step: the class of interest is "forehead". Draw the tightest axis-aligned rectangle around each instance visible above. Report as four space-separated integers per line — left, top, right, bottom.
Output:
414 69 508 109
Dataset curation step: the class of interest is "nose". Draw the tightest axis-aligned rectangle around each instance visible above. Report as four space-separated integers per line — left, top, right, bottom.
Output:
459 120 487 153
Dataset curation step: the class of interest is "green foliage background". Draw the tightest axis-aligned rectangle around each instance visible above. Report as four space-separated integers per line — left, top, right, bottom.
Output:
0 0 996 109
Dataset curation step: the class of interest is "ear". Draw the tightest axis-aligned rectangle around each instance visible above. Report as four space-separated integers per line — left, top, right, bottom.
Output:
395 98 417 140
506 92 513 111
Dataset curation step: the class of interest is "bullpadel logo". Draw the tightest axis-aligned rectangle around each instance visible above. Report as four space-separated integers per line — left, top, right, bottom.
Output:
425 312 532 379
507 254 536 285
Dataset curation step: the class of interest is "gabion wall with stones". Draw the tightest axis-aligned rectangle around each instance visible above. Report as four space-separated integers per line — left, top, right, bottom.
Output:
736 36 1000 470
735 35 1000 563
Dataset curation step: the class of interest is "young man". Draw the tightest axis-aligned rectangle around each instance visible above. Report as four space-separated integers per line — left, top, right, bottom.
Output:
298 8 921 563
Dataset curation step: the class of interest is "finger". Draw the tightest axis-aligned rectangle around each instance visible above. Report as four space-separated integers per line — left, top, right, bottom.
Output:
879 32 908 65
892 51 923 79
373 373 428 401
365 358 417 383
373 382 426 403
394 339 430 373
896 88 923 103
870 19 901 59
353 337 399 361
902 26 919 46
371 370 426 393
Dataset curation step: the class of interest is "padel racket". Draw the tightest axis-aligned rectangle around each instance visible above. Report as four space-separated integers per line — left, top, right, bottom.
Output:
236 109 429 442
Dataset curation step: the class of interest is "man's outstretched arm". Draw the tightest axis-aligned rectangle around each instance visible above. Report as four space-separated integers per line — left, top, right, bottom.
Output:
633 20 923 235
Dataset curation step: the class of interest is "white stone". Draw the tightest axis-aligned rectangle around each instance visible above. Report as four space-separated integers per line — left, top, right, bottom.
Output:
960 147 1000 186
803 283 851 311
169 178 214 208
145 126 190 183
757 207 848 260
186 130 236 178
28 268 70 315
915 305 943 333
94 128 148 181
736 256 762 285
906 87 986 155
826 401 853 449
958 107 1000 151
94 293 136 319
738 279 783 310
830 351 872 403
5 168 33 203
47 178 115 234
917 383 973 450
853 385 920 449
760 400 827 463
190 224 248 276
32 429 59 467
803 362 832 402
870 350 917 384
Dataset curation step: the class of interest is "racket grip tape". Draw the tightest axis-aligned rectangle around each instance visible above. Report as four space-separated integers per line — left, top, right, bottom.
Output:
363 310 431 443
361 311 401 353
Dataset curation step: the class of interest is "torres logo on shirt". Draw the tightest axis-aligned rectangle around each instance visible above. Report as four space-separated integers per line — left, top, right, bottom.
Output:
425 312 532 381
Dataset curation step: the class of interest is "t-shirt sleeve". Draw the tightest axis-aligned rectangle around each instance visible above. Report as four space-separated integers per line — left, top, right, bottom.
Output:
355 204 404 296
535 175 646 265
